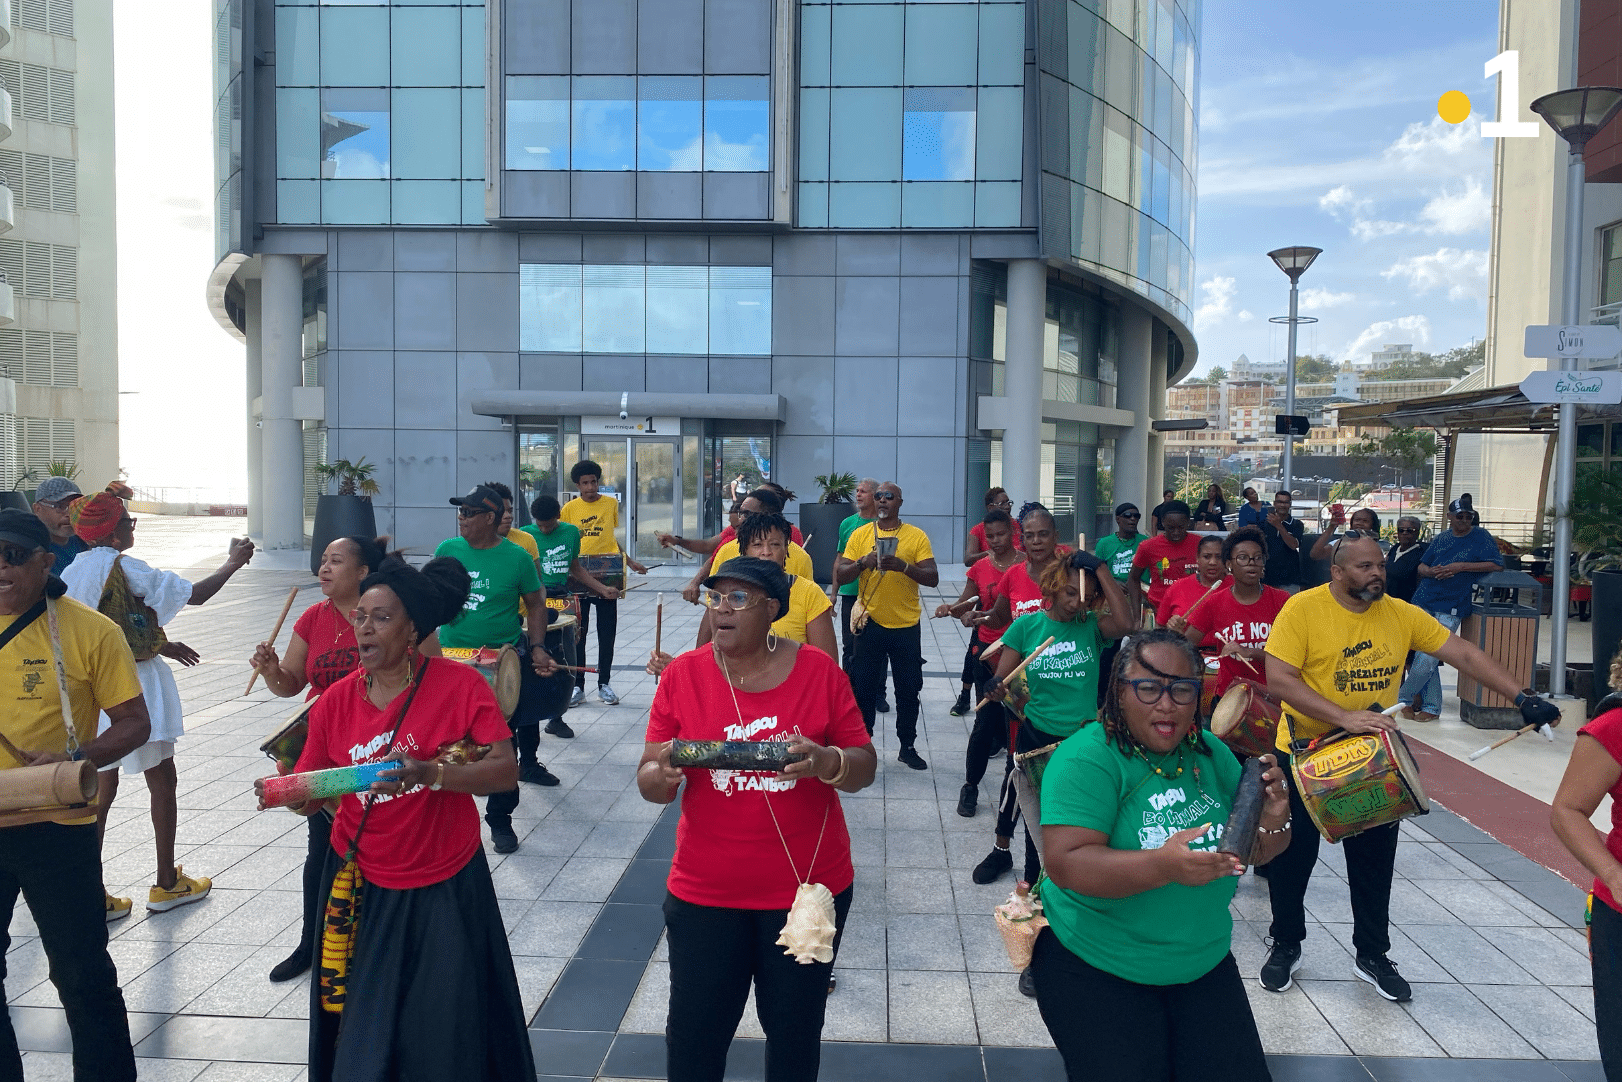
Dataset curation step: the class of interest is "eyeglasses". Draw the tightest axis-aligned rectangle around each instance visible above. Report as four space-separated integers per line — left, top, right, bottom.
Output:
1229 553 1265 565
989 499 1012 509
702 588 768 611
458 507 492 519
0 543 38 567
40 497 76 511
874 492 900 502
348 608 395 629
119 517 137 528
1122 678 1202 706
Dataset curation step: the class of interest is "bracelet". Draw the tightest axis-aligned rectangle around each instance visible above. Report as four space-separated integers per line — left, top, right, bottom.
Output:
1257 821 1291 835
822 746 850 787
429 761 446 791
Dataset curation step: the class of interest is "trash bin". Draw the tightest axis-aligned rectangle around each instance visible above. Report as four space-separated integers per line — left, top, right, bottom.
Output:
1456 570 1542 730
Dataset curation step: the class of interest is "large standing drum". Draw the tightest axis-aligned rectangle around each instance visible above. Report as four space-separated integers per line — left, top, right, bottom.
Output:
441 646 522 719
1293 728 1429 843
260 700 315 772
528 614 578 720
1210 679 1283 760
578 554 625 593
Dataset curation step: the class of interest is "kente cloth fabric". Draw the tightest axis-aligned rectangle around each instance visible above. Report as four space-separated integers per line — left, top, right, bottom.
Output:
68 493 124 543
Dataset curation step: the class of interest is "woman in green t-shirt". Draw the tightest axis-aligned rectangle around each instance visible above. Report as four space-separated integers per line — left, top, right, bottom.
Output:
1030 629 1291 1082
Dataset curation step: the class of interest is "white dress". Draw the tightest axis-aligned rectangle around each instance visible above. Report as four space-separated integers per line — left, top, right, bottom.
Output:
61 546 193 773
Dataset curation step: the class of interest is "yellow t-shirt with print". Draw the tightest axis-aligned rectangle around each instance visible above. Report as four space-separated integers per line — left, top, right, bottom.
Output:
0 597 143 824
560 495 622 557
713 538 814 581
772 575 833 644
504 528 541 618
1265 584 1451 752
841 522 933 629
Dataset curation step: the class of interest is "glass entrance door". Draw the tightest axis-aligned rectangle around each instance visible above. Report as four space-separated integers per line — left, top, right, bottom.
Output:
581 437 681 564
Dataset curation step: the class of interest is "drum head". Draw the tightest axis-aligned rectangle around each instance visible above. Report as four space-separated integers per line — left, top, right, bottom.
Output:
1385 730 1430 812
494 646 522 718
550 613 576 632
1210 683 1250 738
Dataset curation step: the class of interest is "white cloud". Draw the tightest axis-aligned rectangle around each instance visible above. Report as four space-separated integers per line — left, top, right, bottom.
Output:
1418 177 1491 235
1318 186 1369 217
1194 276 1239 330
1380 248 1489 302
1343 316 1433 363
1237 310 1255 322
1300 288 1356 311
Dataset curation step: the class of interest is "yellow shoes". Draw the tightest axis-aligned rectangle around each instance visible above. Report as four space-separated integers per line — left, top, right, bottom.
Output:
146 866 211 912
104 893 132 923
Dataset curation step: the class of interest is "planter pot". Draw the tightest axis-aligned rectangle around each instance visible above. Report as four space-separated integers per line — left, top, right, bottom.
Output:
0 491 30 512
799 503 854 586
1591 568 1622 705
310 494 377 575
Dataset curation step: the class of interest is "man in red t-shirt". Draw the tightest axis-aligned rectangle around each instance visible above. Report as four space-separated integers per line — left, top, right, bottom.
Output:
1184 526 1291 698
1129 500 1199 621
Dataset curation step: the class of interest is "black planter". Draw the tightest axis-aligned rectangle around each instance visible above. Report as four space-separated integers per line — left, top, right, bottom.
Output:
0 491 31 512
310 494 377 575
799 502 854 586
1591 567 1622 709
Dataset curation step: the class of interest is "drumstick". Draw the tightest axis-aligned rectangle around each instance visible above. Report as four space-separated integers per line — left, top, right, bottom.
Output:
1235 655 1260 673
1077 534 1088 605
934 597 978 618
980 636 1007 660
1468 724 1536 761
558 665 598 674
975 635 1057 711
245 586 300 696
654 593 664 656
1180 577 1225 623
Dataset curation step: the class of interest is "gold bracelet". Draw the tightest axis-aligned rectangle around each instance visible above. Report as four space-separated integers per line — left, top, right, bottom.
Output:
430 761 446 791
822 746 850 787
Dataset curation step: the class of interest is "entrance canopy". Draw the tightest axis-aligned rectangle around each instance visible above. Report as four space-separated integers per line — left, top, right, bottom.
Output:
1334 383 1622 433
471 390 787 422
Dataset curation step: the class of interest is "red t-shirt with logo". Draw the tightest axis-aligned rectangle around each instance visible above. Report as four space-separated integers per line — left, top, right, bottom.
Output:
970 521 1023 554
1187 585 1291 698
295 658 512 890
646 644 869 910
1156 574 1229 637
293 600 360 696
997 562 1048 625
966 556 1014 644
1578 707 1622 914
1131 534 1203 610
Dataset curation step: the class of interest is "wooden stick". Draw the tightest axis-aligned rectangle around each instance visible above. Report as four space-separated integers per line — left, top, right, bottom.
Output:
245 586 300 696
934 596 978 618
1180 577 1226 624
979 636 1007 661
975 634 1057 711
1077 534 1088 605
1235 654 1260 673
558 664 598 674
654 593 664 656
1468 724 1534 761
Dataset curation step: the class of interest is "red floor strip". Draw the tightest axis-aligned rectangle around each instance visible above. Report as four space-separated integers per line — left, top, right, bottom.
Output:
1404 735 1598 888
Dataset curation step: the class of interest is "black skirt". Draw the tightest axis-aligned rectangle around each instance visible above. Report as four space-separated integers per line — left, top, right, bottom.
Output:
309 845 535 1082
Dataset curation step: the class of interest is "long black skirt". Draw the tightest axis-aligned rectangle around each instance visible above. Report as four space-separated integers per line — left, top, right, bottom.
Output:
309 845 535 1082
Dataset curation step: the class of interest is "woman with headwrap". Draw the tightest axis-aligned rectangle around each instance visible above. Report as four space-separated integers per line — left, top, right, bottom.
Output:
61 490 255 920
256 554 538 1082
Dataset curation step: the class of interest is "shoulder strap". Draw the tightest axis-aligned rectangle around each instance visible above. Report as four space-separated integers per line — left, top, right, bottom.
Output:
0 597 46 657
42 597 81 760
340 660 429 862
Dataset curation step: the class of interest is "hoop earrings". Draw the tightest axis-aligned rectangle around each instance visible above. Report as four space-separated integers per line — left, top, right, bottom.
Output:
766 630 779 652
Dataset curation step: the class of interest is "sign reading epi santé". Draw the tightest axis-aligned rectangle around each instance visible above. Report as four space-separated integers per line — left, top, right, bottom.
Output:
1519 370 1622 406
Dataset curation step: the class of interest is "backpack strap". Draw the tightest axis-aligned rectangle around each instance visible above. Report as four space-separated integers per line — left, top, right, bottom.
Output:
0 597 45 657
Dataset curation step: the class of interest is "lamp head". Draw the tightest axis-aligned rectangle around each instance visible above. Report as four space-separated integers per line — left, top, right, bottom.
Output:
1529 86 1622 149
1267 246 1323 283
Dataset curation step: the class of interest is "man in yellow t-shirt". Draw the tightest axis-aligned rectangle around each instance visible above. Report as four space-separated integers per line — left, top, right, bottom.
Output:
559 460 648 707
1259 533 1559 1004
0 509 152 1080
834 482 939 770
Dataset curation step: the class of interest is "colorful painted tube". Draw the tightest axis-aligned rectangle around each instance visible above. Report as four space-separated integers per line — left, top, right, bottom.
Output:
259 761 393 808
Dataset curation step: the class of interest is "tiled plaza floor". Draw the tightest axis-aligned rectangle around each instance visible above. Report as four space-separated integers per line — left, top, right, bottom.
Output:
8 519 1606 1079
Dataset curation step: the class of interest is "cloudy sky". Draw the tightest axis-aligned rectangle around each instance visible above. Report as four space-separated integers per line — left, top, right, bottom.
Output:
1190 0 1499 373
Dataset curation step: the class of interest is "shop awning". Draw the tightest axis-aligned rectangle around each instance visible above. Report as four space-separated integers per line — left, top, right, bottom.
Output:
470 391 787 422
1333 383 1622 432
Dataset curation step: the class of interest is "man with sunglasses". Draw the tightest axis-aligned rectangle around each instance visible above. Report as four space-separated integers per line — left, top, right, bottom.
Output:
1093 504 1148 587
1259 532 1558 1004
31 476 86 573
835 482 938 770
435 485 556 852
0 508 154 1080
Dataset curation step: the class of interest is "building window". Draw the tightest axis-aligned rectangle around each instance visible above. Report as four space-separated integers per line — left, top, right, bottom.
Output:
12 0 74 37
0 151 76 213
505 76 769 173
0 329 75 387
1602 222 1622 314
520 264 771 356
0 61 74 125
0 240 75 300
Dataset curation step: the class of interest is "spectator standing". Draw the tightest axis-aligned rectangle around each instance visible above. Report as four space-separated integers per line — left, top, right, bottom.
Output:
32 477 87 573
1259 491 1305 593
1384 516 1426 604
1398 495 1502 721
1149 490 1177 534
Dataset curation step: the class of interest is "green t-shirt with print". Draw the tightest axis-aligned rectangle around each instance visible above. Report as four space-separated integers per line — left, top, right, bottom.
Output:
521 522 581 589
1039 723 1243 986
1095 532 1149 584
1001 609 1104 738
432 536 542 649
836 512 871 597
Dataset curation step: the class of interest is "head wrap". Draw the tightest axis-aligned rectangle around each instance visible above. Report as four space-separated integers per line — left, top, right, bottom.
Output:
69 492 124 543
104 480 134 500
359 555 471 643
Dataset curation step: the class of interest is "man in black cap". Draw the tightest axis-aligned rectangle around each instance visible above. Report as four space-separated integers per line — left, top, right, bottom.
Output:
31 476 86 573
435 486 556 853
1093 503 1148 587
0 509 153 1080
1397 494 1502 721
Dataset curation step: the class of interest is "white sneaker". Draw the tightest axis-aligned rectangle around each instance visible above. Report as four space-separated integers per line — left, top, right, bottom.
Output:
598 685 620 706
568 686 583 708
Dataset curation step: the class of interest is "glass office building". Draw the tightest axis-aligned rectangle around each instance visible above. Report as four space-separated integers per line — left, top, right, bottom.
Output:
209 0 1199 558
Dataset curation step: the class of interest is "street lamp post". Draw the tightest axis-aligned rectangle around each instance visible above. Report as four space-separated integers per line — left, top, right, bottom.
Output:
1529 86 1622 698
1267 247 1322 500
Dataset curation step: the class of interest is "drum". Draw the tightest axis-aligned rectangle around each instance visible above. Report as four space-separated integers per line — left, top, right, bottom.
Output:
1002 670 1030 722
1200 657 1222 720
579 554 625 592
1293 728 1429 843
1210 679 1283 760
531 619 577 720
441 645 522 719
260 700 314 772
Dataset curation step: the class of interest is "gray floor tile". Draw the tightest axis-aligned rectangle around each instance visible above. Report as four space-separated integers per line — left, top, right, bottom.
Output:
1242 981 1351 1056
1403 983 1542 1058
1472 986 1604 1060
885 913 965 971
1402 925 1538 985
965 970 1051 1048
888 970 978 1045
1301 981 1445 1056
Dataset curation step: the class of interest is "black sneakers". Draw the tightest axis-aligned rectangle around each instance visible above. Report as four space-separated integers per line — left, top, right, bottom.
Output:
956 783 977 818
876 695 891 713
972 846 1013 884
950 690 971 717
1355 954 1412 1002
544 717 575 739
488 821 519 854
898 746 928 770
1259 939 1303 992
519 761 560 787
1017 965 1037 998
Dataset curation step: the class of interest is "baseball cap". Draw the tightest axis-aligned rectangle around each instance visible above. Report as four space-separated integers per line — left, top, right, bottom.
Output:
1448 493 1474 516
449 485 503 516
0 509 51 551
33 477 81 504
702 556 792 619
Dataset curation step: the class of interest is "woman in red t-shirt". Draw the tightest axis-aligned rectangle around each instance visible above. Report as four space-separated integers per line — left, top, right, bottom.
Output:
1551 657 1622 1077
1183 527 1291 699
248 535 386 984
260 555 539 1082
1129 501 1200 620
640 556 877 1081
964 487 1024 565
979 507 1068 632
1157 535 1228 635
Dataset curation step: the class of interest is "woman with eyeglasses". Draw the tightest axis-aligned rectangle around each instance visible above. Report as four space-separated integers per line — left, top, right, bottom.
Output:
1031 629 1290 1082
639 556 877 1082
977 507 1068 634
1181 526 1291 700
1308 507 1387 563
965 487 1024 566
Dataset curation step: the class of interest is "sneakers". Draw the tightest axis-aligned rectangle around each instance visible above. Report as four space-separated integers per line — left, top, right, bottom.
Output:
950 690 971 717
519 761 560 787
876 695 891 714
1354 954 1412 1002
544 717 575 739
147 867 211 913
1259 939 1303 992
1017 965 1037 998
269 949 310 983
1411 711 1439 722
105 893 131 923
956 783 977 818
489 821 519 854
597 684 620 706
972 846 1013 885
568 686 584 708
898 745 928 771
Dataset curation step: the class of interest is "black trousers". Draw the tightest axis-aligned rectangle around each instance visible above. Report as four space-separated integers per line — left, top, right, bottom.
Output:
0 822 135 1082
963 640 1007 787
664 887 853 1082
485 715 542 828
849 621 924 746
1030 928 1270 1082
1594 897 1622 1080
1266 750 1399 957
840 594 857 671
293 810 335 961
574 594 617 690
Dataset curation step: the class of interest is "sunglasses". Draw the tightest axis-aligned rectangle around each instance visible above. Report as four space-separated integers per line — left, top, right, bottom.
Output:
1119 511 1141 519
1122 678 1201 706
458 507 493 519
1396 526 1419 533
702 588 768 611
874 492 900 502
0 543 38 567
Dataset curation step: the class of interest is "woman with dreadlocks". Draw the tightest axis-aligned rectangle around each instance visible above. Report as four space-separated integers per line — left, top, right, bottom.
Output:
1029 628 1291 1081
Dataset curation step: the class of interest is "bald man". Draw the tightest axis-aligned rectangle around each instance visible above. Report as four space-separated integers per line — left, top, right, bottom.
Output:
834 482 939 770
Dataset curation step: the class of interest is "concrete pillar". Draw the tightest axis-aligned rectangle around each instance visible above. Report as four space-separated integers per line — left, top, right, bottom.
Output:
244 278 263 538
260 254 305 551
1147 321 1169 495
1001 259 1047 507
1114 305 1153 513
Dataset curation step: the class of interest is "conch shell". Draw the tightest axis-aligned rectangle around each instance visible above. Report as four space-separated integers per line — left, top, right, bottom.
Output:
776 882 837 964
850 599 870 633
